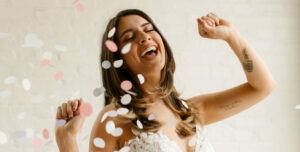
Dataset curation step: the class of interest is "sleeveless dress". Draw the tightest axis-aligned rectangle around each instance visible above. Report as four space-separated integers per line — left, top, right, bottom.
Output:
119 123 215 152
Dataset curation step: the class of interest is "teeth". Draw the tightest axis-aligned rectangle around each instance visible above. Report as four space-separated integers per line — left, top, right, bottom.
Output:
141 46 157 57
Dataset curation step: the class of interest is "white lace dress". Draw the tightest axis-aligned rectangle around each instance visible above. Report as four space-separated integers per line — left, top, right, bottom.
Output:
120 123 215 152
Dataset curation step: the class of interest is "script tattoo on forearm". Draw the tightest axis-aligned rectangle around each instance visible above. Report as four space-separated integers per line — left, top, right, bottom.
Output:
242 48 253 72
219 100 240 111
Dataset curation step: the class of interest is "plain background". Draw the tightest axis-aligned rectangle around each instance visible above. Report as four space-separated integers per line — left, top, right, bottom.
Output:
0 0 299 151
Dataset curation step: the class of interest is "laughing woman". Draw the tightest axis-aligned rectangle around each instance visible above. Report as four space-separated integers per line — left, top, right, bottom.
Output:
55 9 277 152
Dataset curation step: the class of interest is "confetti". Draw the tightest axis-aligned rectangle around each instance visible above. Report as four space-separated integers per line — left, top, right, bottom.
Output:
120 80 132 91
119 146 130 152
42 129 49 139
296 104 300 109
121 94 131 105
22 33 43 48
25 128 34 138
136 120 143 129
54 45 67 52
107 110 118 117
4 76 16 84
12 131 26 138
113 59 123 68
108 27 116 38
105 120 115 134
72 0 79 5
76 3 84 11
189 137 197 147
40 59 50 67
43 51 52 60
31 96 45 103
121 43 131 54
0 130 7 144
101 112 108 123
55 72 63 80
117 107 129 115
93 87 105 97
32 137 43 147
105 40 118 52
112 128 123 137
79 102 93 117
102 60 111 69
93 137 105 148
148 114 155 120
22 78 31 91
0 90 11 99
0 32 8 38
137 74 145 84
55 119 66 127
17 112 27 119
181 100 189 109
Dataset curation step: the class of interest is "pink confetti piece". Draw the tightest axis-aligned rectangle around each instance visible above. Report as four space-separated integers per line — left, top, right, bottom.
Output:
76 4 84 11
32 137 42 147
72 0 79 5
79 102 93 117
40 59 50 67
105 40 118 52
120 80 132 91
42 129 49 139
55 72 63 80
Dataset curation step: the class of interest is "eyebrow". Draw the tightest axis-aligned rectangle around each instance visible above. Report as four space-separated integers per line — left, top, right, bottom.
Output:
119 22 151 39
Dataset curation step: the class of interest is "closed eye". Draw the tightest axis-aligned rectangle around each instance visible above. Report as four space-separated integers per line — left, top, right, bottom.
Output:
123 29 155 42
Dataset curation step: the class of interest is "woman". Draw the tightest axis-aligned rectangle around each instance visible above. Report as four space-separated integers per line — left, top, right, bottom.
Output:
55 9 277 152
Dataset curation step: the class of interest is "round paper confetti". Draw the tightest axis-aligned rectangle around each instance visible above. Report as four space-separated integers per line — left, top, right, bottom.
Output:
148 114 155 120
119 146 130 152
136 120 143 129
0 90 11 99
25 128 34 138
55 119 67 127
79 102 93 117
137 74 145 84
108 27 116 38
117 107 129 115
54 45 67 52
12 130 26 138
55 72 63 80
40 59 50 67
42 129 49 139
120 80 132 91
93 137 105 148
43 51 52 60
32 137 43 147
107 110 117 117
4 76 16 84
181 100 189 109
121 43 131 54
105 40 118 52
113 59 123 68
17 112 27 119
101 112 108 123
105 120 115 134
93 87 106 97
0 32 8 38
22 78 31 91
112 128 123 137
0 130 7 144
76 3 84 11
22 33 44 48
102 60 111 69
189 137 197 147
121 94 131 105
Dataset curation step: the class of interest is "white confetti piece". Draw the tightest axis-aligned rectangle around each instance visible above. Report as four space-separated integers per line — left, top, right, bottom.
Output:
295 104 300 109
121 94 131 105
107 110 118 117
148 114 155 120
102 60 111 69
43 51 52 60
22 33 43 48
113 59 123 68
136 120 143 129
54 45 67 52
117 107 129 115
12 131 26 138
112 128 123 137
108 27 116 38
17 112 27 119
93 87 105 97
188 137 197 147
119 146 130 152
93 137 105 148
137 74 144 84
0 90 11 99
31 96 45 103
22 78 31 91
25 128 34 138
121 43 131 54
0 32 8 38
105 120 115 134
101 112 108 123
55 119 66 127
4 76 16 84
181 100 188 109
0 130 7 144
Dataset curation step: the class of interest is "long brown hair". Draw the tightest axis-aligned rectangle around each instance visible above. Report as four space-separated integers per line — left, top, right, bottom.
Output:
100 9 203 137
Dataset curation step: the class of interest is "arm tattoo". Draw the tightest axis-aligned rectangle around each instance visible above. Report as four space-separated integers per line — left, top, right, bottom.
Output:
242 48 253 72
219 100 240 111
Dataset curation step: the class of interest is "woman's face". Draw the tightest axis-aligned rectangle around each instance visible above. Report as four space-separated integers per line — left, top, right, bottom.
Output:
116 15 166 77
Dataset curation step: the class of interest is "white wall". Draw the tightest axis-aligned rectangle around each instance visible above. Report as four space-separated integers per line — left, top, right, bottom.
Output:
0 0 299 151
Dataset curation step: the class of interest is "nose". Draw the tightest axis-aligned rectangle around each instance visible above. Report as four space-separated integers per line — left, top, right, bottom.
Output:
138 33 152 45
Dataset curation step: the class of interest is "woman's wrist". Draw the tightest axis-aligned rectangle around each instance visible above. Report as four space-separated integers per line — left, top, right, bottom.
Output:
225 27 241 44
56 131 78 152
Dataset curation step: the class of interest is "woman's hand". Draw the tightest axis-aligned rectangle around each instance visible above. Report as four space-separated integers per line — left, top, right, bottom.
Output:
197 12 237 42
55 98 86 151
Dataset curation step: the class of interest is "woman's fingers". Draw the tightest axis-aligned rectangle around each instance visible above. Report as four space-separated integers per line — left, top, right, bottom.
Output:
67 100 73 118
61 103 68 119
56 106 62 119
207 13 219 25
72 100 78 111
201 16 214 27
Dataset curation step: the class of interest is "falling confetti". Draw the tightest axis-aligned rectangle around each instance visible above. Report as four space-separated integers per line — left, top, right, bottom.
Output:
117 107 129 115
108 27 116 38
181 100 189 109
120 80 132 91
22 33 43 48
102 60 111 69
113 59 123 68
107 110 118 117
43 51 52 60
4 76 16 84
17 112 27 119
119 146 130 152
93 87 106 97
105 120 115 134
79 102 93 117
55 72 63 80
148 114 155 120
42 129 49 139
25 128 34 138
93 137 105 148
112 128 123 137
105 40 118 52
32 137 43 147
295 104 300 109
76 3 84 11
22 78 31 91
121 43 131 54
189 137 197 147
137 74 145 84
72 0 79 5
40 59 50 67
0 32 8 38
0 90 11 99
54 45 67 52
0 130 7 144
55 119 67 127
136 120 143 129
101 112 108 123
12 130 26 138
121 94 131 105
